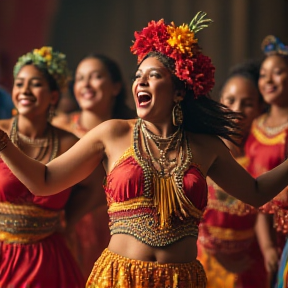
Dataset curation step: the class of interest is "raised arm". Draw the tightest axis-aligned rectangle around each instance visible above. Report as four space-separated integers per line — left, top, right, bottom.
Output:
0 120 111 196
207 136 288 207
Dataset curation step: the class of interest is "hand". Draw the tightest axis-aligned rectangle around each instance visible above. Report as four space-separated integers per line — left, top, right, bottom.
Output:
262 246 279 273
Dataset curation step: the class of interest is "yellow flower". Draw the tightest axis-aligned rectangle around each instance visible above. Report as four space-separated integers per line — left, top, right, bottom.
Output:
167 23 198 56
44 54 52 61
34 47 52 58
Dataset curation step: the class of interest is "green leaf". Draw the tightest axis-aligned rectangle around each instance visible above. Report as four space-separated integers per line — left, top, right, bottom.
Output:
189 11 213 34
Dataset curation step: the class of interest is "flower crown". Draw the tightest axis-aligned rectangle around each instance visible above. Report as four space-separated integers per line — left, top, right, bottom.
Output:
261 35 288 56
13 46 70 91
130 11 215 97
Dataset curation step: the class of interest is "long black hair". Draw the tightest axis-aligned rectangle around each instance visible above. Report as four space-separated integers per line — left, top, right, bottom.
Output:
83 53 135 119
141 52 242 145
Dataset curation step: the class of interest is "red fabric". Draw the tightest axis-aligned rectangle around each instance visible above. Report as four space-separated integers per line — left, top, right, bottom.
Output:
0 159 85 288
105 155 207 211
245 117 288 239
197 156 267 287
203 181 257 230
245 124 288 179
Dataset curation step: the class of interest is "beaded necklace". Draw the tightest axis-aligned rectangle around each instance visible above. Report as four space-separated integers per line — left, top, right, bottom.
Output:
259 114 288 136
10 117 59 162
134 118 196 226
140 120 182 177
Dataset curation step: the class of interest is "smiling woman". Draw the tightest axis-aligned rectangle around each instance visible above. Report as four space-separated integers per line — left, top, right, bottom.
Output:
0 47 85 288
52 54 135 279
245 35 288 288
2 13 288 288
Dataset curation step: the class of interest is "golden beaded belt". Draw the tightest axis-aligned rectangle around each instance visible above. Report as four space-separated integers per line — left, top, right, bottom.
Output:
0 202 61 244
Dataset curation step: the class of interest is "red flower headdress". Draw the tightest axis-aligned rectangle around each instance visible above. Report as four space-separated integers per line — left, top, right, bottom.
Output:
131 11 215 98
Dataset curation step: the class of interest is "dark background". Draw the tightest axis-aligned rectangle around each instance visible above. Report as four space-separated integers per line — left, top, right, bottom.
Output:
1 0 288 103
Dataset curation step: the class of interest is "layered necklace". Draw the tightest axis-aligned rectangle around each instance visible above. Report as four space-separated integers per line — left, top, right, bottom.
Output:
140 120 183 177
10 117 59 162
135 118 195 227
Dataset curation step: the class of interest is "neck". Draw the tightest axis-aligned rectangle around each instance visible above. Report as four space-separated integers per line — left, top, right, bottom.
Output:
141 119 178 138
79 109 113 131
267 106 288 125
16 115 50 139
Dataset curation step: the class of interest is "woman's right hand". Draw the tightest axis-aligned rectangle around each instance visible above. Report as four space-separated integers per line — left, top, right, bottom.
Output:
262 245 279 274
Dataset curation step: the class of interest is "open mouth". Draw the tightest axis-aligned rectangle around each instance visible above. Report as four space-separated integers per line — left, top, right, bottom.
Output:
137 92 152 107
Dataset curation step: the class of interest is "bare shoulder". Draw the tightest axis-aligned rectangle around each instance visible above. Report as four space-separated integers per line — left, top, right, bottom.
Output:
93 118 135 139
0 119 13 134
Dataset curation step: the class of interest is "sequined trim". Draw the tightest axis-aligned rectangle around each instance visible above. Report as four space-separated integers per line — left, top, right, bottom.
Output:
204 225 255 241
109 197 199 247
87 248 207 288
0 202 61 243
198 226 256 254
261 202 288 234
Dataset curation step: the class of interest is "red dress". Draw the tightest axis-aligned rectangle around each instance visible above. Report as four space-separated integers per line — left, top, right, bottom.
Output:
245 114 288 244
197 156 267 288
0 158 85 288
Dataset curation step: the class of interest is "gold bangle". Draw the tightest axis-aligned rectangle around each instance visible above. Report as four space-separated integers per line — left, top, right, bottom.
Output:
0 130 9 151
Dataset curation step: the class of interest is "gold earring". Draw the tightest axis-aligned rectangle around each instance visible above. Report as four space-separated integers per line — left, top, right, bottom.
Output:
47 106 55 122
172 102 183 126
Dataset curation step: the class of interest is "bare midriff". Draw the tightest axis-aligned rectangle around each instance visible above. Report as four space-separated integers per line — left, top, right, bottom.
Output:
108 234 197 263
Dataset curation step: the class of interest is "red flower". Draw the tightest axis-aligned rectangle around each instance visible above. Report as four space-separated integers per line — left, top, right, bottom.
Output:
130 19 215 97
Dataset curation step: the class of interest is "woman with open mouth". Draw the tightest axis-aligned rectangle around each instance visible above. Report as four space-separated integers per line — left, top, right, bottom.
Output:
1 12 288 288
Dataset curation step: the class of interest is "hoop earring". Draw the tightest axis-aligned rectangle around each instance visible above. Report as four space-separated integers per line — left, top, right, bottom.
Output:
172 102 183 126
47 105 55 122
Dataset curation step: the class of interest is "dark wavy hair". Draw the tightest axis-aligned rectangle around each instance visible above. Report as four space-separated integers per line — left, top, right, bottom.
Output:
82 53 135 119
140 52 242 145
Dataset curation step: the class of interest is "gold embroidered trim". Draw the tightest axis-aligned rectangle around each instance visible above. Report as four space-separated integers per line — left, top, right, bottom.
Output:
206 225 255 241
108 196 152 212
108 197 200 247
110 146 134 172
0 202 60 243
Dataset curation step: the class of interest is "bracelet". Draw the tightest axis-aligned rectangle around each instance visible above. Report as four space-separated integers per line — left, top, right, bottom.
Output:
0 130 9 152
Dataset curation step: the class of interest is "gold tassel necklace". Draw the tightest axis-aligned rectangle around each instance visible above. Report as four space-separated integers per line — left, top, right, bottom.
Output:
139 119 195 227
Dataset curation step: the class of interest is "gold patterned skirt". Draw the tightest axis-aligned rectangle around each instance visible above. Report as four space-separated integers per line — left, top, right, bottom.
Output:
86 248 207 288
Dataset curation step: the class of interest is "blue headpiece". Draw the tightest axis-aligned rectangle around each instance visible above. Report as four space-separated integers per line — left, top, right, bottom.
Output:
261 35 288 56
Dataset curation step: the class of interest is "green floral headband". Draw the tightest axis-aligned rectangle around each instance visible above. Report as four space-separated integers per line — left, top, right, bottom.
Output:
13 46 70 91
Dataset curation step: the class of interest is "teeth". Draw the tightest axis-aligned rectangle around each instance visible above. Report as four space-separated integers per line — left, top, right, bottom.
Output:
137 92 150 97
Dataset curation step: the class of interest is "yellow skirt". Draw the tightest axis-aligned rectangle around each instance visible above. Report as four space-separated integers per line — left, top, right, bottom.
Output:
86 248 206 288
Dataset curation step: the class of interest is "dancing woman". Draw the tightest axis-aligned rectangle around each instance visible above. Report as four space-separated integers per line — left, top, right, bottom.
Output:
1 13 288 288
